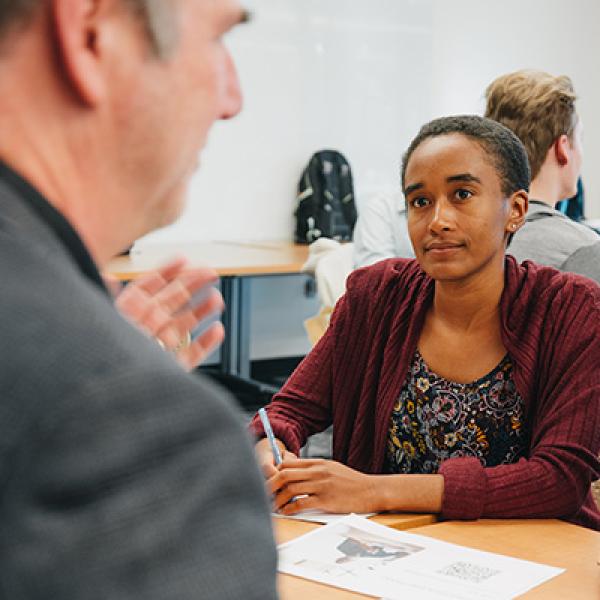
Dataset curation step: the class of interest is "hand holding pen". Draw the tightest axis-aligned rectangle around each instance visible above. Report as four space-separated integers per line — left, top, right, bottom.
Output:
255 408 296 478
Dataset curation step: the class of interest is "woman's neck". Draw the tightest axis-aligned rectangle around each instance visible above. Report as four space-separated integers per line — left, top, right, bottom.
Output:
431 262 505 333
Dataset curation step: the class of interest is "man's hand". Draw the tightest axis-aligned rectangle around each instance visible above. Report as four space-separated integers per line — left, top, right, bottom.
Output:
268 458 379 515
110 257 225 371
255 437 296 479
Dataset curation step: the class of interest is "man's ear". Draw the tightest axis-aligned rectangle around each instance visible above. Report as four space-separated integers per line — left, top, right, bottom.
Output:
505 189 528 235
50 0 112 106
554 134 570 167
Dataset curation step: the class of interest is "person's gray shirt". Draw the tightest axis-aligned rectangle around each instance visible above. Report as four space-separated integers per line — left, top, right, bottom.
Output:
0 166 278 600
507 200 600 283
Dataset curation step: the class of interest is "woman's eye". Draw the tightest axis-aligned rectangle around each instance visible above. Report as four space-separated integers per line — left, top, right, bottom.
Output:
411 197 430 208
455 189 472 201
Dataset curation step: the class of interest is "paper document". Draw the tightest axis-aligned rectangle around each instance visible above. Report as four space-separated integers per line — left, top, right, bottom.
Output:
273 510 376 525
278 514 563 600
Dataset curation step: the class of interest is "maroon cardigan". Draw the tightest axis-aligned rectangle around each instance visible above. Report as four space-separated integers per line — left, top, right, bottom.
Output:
250 257 600 530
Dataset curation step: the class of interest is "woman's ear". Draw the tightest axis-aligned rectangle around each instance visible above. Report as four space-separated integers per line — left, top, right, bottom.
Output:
505 190 528 235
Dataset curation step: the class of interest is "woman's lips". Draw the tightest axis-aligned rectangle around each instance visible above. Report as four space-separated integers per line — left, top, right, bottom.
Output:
425 243 464 255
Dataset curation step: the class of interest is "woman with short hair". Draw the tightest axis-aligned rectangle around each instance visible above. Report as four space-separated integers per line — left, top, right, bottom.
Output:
251 115 600 530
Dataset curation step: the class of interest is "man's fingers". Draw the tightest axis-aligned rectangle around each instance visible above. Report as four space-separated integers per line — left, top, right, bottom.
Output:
153 278 193 315
184 270 221 305
133 257 187 295
156 324 186 351
115 283 149 318
114 260 222 360
140 302 173 337
162 288 224 338
177 322 225 370
190 287 224 322
154 270 219 315
156 293 224 354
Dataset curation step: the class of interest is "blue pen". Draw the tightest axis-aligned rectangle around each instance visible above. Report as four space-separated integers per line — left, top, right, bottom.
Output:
258 407 282 465
259 408 305 505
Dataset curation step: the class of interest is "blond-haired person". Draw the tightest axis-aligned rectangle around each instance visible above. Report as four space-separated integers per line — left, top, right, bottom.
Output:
252 116 600 531
485 70 600 282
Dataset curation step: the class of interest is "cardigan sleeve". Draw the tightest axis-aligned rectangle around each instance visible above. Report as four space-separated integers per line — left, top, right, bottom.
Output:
248 292 351 454
440 386 600 519
440 279 600 522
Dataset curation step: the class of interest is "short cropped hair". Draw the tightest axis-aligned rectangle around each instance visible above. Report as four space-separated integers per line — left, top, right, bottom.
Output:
0 0 176 57
401 115 530 198
484 70 577 180
0 0 37 32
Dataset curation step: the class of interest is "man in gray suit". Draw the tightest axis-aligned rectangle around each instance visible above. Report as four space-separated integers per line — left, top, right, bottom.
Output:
0 1 277 598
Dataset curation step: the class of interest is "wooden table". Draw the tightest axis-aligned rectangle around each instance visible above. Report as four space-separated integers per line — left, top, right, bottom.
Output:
107 241 310 381
412 519 600 599
275 517 600 599
107 241 309 280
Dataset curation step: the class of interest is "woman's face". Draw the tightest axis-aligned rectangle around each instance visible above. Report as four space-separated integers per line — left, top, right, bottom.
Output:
404 133 525 283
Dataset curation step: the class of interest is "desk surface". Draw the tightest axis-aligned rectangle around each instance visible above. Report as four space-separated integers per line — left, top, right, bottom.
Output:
106 241 309 280
412 519 600 599
275 517 600 600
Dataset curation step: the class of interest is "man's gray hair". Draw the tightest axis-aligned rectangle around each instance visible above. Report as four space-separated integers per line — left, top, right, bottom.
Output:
0 0 38 30
124 0 178 57
0 0 177 57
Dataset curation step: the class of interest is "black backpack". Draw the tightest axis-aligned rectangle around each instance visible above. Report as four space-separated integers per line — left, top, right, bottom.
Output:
294 150 357 244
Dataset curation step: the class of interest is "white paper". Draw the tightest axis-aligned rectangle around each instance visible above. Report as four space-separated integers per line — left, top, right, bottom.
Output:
277 514 563 600
272 510 376 525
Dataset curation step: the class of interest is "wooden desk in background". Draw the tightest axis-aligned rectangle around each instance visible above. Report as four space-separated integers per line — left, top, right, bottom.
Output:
274 517 600 600
107 241 309 280
107 241 310 384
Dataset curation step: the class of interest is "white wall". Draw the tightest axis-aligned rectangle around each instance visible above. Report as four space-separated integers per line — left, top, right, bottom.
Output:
141 0 433 245
137 0 600 359
139 0 434 359
429 0 600 217
140 0 600 248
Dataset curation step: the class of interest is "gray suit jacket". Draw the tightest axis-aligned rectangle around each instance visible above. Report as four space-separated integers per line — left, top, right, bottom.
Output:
0 165 278 599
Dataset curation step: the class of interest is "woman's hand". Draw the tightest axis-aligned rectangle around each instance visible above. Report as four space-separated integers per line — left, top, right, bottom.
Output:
254 437 297 478
110 257 225 371
268 458 380 515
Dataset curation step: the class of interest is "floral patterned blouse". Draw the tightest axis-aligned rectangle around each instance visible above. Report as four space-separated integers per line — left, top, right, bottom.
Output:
384 351 527 474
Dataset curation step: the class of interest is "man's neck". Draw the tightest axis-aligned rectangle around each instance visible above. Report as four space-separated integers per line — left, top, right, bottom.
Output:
528 170 563 208
0 148 128 267
0 23 142 268
0 89 148 267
